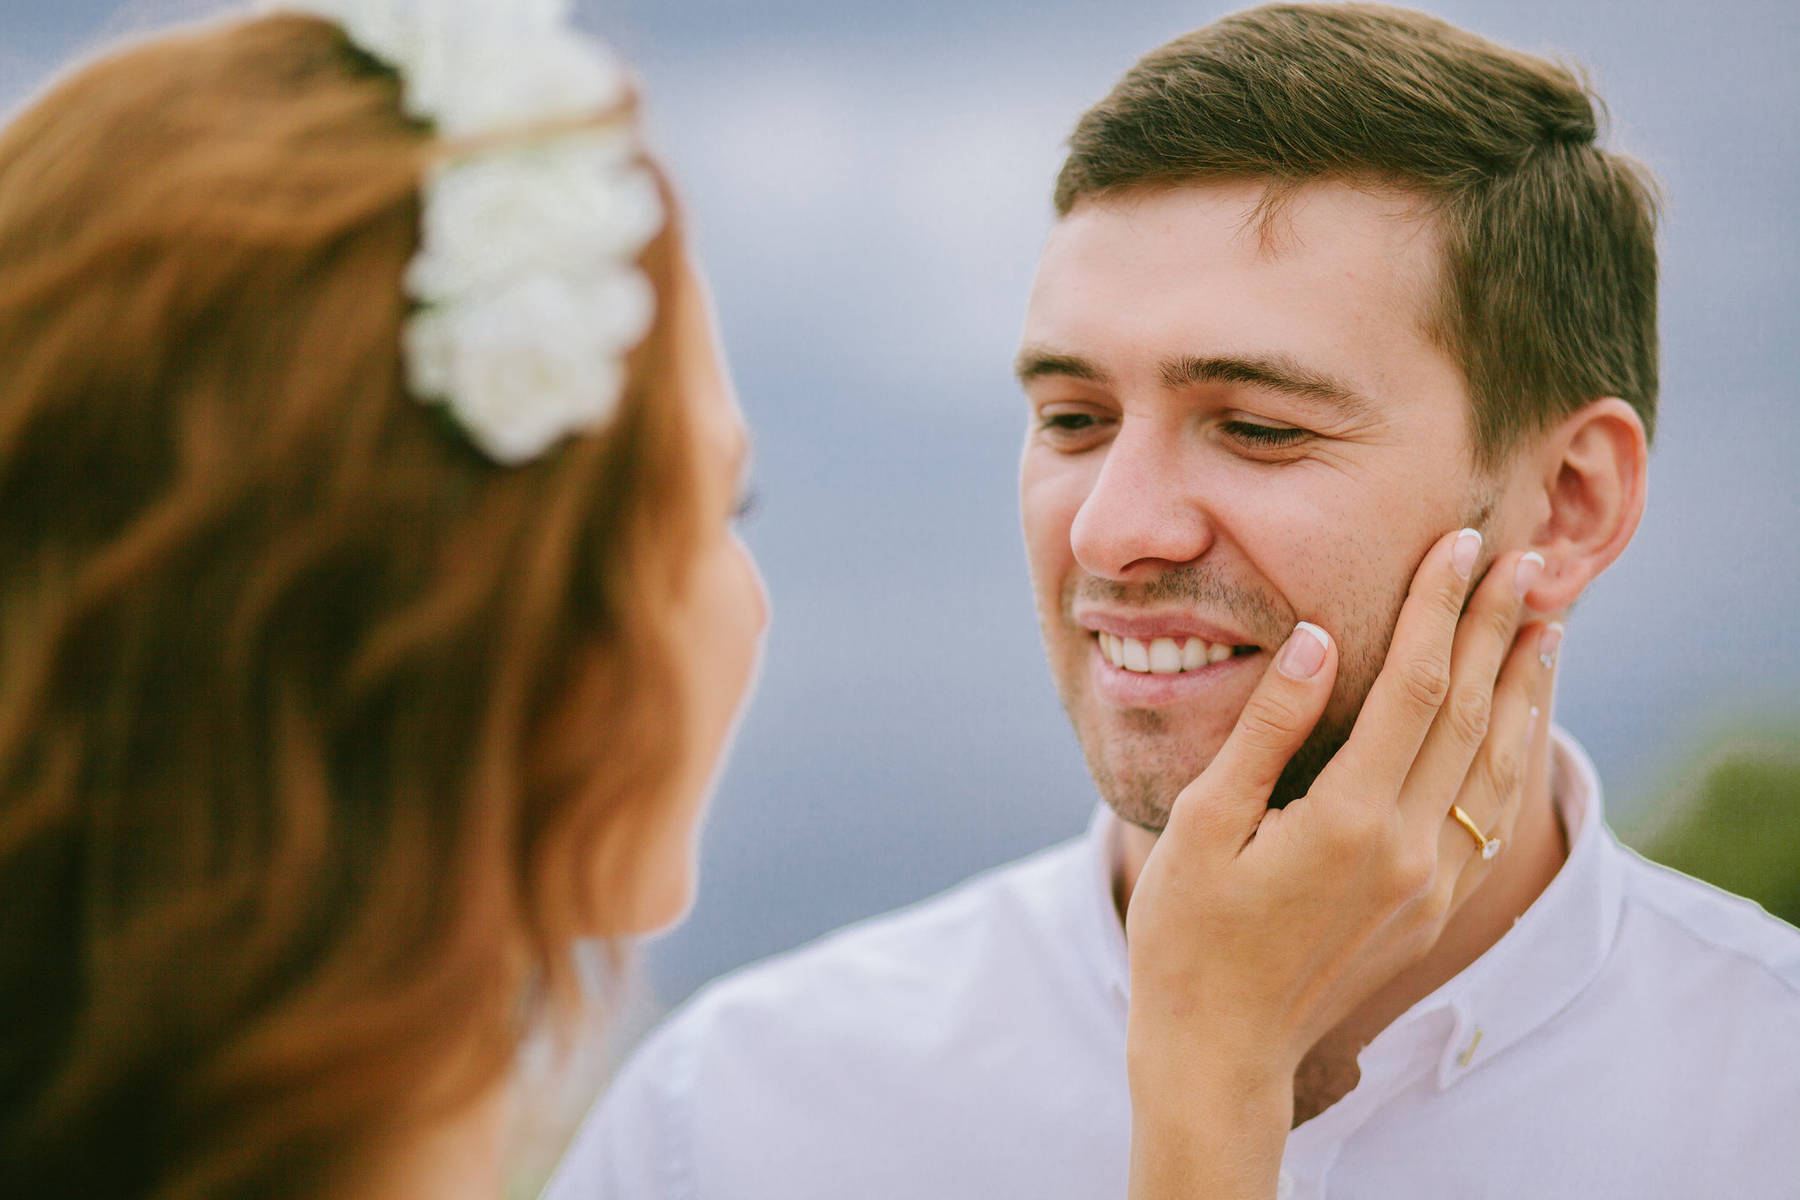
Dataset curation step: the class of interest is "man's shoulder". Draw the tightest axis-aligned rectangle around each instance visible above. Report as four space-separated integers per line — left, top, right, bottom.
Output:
1531 841 1800 1159
566 827 1122 1173
1612 840 1800 1003
547 828 1133 1200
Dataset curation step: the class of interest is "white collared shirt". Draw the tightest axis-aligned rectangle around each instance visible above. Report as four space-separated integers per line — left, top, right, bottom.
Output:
548 731 1800 1200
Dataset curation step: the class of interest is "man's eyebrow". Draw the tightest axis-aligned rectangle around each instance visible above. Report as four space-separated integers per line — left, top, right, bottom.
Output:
1161 354 1377 420
1013 348 1112 386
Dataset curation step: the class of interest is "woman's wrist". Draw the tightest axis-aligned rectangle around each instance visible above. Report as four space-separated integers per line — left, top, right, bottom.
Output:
1126 995 1300 1099
1126 1038 1295 1126
1126 1065 1294 1200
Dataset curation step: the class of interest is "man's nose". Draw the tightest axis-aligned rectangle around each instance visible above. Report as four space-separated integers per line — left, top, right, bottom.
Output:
1068 420 1215 580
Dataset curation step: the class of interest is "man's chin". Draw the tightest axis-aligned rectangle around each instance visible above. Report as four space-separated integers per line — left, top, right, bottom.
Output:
1086 764 1196 833
1088 723 1353 832
1073 720 1231 832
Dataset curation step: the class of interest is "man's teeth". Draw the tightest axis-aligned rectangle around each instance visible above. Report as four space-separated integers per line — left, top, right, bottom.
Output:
1097 633 1242 674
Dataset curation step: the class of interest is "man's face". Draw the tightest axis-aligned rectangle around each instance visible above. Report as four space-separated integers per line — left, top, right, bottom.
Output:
1018 180 1496 828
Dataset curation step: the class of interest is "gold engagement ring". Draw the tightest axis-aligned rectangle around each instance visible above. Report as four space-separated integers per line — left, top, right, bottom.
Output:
1450 804 1503 860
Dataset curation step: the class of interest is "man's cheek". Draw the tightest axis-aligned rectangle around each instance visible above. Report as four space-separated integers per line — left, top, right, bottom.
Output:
1326 570 1416 726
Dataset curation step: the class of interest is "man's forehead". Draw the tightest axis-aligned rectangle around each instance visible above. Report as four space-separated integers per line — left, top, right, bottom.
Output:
1059 175 1440 241
1035 178 1445 306
1024 178 1450 367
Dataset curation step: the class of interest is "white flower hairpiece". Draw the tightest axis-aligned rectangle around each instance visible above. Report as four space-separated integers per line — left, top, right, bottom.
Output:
272 0 666 464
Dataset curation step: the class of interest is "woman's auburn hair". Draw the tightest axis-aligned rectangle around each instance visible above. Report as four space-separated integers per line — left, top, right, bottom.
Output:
0 14 701 1197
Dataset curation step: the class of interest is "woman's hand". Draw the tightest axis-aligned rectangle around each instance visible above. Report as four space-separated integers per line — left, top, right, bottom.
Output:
1124 527 1561 1199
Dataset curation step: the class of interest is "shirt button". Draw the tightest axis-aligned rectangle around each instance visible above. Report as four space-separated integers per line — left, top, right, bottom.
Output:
1276 1169 1296 1200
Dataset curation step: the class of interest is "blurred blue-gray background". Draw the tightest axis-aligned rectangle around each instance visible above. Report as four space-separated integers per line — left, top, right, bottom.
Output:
5 0 1796 1012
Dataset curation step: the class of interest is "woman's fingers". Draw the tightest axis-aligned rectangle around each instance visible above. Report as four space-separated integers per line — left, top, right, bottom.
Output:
1322 528 1481 801
1395 549 1537 827
1443 621 1563 909
1165 622 1339 853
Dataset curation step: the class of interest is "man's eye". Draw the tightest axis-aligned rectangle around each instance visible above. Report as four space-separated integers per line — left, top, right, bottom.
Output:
1039 411 1098 434
1221 419 1309 448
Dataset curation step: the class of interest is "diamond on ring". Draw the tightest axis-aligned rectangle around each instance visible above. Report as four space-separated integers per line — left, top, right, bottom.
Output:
1450 804 1501 860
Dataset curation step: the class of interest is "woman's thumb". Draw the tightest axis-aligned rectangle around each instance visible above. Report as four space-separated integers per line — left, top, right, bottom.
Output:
1165 622 1337 846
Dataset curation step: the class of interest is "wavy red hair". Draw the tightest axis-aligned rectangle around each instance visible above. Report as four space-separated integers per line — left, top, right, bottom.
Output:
0 14 701 1196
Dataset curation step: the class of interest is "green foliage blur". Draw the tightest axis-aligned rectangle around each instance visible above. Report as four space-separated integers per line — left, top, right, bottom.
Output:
1625 729 1800 929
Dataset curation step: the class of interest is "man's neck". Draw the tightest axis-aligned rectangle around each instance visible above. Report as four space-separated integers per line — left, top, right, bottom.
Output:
1111 742 1570 1124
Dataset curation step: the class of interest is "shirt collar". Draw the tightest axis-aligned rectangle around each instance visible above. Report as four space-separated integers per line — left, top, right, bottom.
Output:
1082 728 1625 1087
1078 803 1131 1007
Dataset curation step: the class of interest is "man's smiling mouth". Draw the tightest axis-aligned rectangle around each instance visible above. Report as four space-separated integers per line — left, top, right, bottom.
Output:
1096 633 1260 674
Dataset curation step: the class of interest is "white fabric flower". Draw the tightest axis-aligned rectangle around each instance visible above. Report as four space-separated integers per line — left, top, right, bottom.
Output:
406 270 654 464
277 0 624 132
406 133 661 304
419 31 627 135
269 0 665 465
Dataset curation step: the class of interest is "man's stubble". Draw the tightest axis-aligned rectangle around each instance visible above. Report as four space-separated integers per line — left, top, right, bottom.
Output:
1071 609 1384 831
1058 500 1495 832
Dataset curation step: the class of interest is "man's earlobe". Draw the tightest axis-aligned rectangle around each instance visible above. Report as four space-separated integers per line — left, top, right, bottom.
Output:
1520 397 1648 612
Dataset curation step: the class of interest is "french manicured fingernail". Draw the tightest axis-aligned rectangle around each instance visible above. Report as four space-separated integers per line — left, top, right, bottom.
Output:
1277 622 1330 680
1452 528 1482 580
1513 552 1545 598
1538 622 1564 669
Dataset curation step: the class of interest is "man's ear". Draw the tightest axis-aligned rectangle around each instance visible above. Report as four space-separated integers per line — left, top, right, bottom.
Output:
1516 397 1648 612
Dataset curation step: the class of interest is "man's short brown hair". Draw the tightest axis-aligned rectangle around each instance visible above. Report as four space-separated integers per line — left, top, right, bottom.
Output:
1054 2 1660 466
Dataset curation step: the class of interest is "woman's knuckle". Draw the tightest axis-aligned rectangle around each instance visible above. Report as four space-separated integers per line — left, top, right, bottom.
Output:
1402 656 1451 711
1392 849 1435 901
1321 808 1372 856
1482 603 1517 645
1446 685 1492 745
1479 745 1524 803
1434 576 1467 619
1237 695 1301 749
